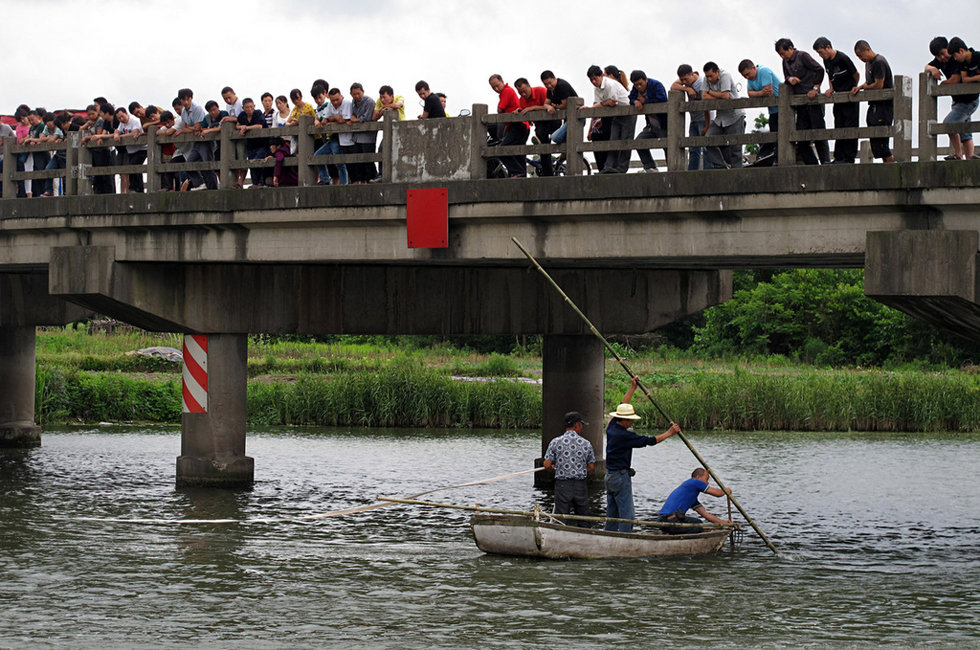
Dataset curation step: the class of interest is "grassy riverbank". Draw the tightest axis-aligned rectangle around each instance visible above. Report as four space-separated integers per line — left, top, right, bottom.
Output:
33 328 980 431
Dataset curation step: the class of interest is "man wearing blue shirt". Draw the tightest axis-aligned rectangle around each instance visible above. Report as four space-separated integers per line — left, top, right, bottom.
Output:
658 467 731 533
604 377 681 533
629 70 669 171
739 59 780 161
543 411 596 527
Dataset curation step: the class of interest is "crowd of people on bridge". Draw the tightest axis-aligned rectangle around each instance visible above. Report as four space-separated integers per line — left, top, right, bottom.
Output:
2 34 977 197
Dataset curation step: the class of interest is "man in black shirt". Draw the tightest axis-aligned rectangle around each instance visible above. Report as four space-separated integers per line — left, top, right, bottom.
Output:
925 37 970 159
946 36 980 160
540 70 577 144
415 80 446 119
814 36 860 163
777 37 830 165
852 40 894 162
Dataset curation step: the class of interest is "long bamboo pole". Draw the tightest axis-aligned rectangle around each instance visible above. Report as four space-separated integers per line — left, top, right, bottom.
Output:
512 236 781 556
377 497 734 529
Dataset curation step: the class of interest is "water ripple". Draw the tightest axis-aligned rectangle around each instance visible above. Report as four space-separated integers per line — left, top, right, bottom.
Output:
1 428 978 647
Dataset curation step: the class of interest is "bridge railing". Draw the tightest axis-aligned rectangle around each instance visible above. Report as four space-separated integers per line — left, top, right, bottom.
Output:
917 71 980 162
476 75 915 174
1 72 976 198
0 112 394 196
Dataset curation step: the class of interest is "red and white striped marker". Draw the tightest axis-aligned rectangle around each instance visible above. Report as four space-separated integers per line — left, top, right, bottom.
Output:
182 335 208 413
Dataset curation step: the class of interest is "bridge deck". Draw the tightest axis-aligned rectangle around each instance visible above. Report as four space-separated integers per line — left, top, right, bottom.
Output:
1 162 978 271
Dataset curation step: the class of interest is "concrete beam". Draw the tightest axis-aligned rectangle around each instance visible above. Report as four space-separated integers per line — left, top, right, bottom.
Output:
0 272 91 326
48 247 731 336
865 230 980 340
2 164 979 272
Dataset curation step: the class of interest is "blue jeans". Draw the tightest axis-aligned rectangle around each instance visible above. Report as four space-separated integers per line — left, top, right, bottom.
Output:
44 154 66 195
315 139 347 185
689 120 704 170
604 469 634 532
945 98 979 142
551 121 567 144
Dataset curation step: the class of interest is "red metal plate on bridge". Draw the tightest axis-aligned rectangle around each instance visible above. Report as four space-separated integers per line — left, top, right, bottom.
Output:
406 188 448 248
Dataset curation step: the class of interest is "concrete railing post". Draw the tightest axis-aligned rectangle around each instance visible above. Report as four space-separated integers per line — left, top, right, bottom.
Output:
77 138 93 196
666 91 685 171
777 83 795 167
381 109 394 183
219 122 233 189
64 132 79 196
893 75 913 162
859 140 874 163
2 137 15 198
146 126 161 193
469 103 489 180
918 72 938 162
297 114 316 187
565 97 585 175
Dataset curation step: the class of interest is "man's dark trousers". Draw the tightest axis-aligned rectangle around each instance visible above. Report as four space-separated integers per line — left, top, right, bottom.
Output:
554 478 590 528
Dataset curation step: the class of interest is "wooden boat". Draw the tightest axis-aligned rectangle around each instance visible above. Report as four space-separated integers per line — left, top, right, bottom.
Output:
471 513 730 559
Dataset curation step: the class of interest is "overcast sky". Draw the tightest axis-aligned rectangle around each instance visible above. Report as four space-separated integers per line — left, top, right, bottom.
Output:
4 0 978 118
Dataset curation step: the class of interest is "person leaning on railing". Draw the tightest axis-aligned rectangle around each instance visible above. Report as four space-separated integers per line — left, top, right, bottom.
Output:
670 65 708 170
349 83 378 184
701 61 746 169
629 69 669 172
814 36 860 164
943 36 980 160
777 37 830 165
852 40 895 163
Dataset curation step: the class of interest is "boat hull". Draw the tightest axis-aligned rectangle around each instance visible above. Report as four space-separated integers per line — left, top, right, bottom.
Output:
471 514 730 559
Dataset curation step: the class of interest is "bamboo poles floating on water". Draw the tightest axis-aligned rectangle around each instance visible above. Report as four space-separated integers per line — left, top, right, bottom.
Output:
377 497 735 530
511 237 782 557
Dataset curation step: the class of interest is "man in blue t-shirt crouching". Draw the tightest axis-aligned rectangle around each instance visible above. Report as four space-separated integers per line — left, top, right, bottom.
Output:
658 467 732 534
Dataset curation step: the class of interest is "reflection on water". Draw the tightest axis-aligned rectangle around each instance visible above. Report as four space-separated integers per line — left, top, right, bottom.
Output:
1 427 978 647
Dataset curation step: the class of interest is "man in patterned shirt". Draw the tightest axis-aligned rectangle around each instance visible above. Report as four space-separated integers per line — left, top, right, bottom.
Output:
543 411 596 527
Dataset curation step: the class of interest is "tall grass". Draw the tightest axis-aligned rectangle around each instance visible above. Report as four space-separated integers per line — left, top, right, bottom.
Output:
644 368 980 432
248 357 540 428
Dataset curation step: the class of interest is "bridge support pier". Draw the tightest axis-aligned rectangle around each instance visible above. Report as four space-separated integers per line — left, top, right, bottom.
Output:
0 273 90 448
866 230 980 340
176 333 254 488
535 335 606 488
0 326 41 448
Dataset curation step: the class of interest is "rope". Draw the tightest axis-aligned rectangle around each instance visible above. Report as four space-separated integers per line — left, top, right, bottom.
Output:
70 467 546 525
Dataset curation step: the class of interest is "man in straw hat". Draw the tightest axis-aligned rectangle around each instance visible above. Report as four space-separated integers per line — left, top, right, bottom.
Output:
604 377 681 533
543 411 596 527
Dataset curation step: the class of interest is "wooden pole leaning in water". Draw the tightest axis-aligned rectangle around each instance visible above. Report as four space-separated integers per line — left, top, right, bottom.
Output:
511 236 781 557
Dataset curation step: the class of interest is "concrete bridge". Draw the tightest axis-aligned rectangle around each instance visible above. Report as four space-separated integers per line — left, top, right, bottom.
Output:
2 74 979 487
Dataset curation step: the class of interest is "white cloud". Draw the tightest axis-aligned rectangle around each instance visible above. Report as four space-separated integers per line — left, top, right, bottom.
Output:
2 0 978 124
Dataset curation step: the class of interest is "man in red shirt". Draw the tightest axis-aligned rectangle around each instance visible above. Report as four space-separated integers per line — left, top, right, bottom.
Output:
516 77 560 176
489 74 529 177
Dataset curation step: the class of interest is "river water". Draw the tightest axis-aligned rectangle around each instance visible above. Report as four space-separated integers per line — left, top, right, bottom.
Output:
1 427 978 648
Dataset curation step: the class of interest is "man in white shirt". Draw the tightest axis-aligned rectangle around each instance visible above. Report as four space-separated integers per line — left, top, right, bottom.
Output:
584 65 633 173
315 87 353 185
113 106 146 192
702 61 746 169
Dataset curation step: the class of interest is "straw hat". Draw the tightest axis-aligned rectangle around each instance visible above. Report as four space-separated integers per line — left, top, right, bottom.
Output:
609 403 641 420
